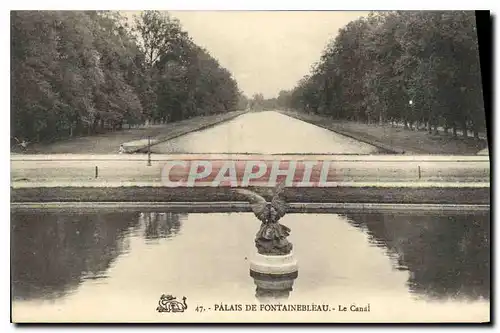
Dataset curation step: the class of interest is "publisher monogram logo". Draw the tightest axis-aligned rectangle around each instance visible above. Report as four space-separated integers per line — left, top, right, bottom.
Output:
156 294 188 313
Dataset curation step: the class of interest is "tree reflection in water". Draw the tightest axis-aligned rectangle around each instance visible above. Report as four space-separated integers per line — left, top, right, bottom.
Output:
343 212 490 300
11 212 140 301
11 211 187 301
139 212 186 242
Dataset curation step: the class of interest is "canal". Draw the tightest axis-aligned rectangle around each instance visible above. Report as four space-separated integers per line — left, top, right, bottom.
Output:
151 111 382 154
10 111 490 322
11 209 490 322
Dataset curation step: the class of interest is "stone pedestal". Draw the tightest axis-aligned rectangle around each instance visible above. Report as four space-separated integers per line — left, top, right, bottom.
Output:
249 252 298 275
249 252 298 302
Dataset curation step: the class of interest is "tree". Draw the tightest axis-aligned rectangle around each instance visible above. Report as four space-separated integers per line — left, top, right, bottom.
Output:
11 10 243 146
134 11 241 123
286 11 486 140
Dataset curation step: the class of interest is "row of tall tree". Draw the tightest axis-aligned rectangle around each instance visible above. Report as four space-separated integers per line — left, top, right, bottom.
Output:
11 11 245 143
282 11 486 138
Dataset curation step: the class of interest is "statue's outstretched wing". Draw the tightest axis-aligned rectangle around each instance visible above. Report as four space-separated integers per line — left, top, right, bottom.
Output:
271 181 287 219
271 194 287 220
235 188 269 222
274 180 286 196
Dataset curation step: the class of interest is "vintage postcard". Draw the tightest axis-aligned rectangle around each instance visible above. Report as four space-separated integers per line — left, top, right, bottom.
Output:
10 10 490 323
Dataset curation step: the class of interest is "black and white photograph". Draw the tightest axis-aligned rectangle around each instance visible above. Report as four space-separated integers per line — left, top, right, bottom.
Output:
9 8 491 323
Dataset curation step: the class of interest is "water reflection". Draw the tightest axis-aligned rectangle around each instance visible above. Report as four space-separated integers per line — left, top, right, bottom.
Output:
11 209 490 311
139 212 185 242
343 212 490 300
250 271 298 302
152 111 380 154
11 211 186 301
11 212 139 300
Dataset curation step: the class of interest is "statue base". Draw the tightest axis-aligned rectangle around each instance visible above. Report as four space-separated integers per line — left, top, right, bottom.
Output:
249 253 298 302
249 252 298 276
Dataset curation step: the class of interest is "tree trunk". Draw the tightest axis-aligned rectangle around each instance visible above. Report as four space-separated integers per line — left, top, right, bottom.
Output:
461 119 468 138
75 119 83 136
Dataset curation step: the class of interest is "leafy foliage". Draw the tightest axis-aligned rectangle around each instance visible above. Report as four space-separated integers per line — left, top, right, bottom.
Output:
282 11 485 138
11 10 245 144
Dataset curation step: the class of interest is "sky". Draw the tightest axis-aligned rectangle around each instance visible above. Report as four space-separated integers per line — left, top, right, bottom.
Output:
126 11 369 99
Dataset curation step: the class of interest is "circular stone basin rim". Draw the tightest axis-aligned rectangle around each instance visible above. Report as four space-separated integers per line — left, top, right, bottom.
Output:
250 252 298 275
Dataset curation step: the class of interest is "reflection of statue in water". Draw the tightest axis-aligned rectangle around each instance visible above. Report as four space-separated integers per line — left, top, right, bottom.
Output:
236 182 292 255
256 287 290 300
251 270 298 302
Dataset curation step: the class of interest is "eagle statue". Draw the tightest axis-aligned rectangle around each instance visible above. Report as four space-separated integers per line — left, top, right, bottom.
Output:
235 182 293 255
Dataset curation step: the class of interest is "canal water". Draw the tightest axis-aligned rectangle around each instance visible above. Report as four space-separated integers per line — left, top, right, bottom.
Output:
11 209 490 322
10 111 489 322
151 111 381 154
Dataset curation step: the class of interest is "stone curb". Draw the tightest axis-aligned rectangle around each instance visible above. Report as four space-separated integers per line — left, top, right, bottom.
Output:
279 111 410 154
126 111 247 153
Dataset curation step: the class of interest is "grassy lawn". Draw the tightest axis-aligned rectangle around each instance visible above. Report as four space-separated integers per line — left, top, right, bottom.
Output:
17 111 246 154
281 110 489 155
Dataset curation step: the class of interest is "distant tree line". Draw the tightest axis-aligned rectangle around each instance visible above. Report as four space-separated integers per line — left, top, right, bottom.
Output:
248 92 287 111
279 11 486 138
11 11 246 143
